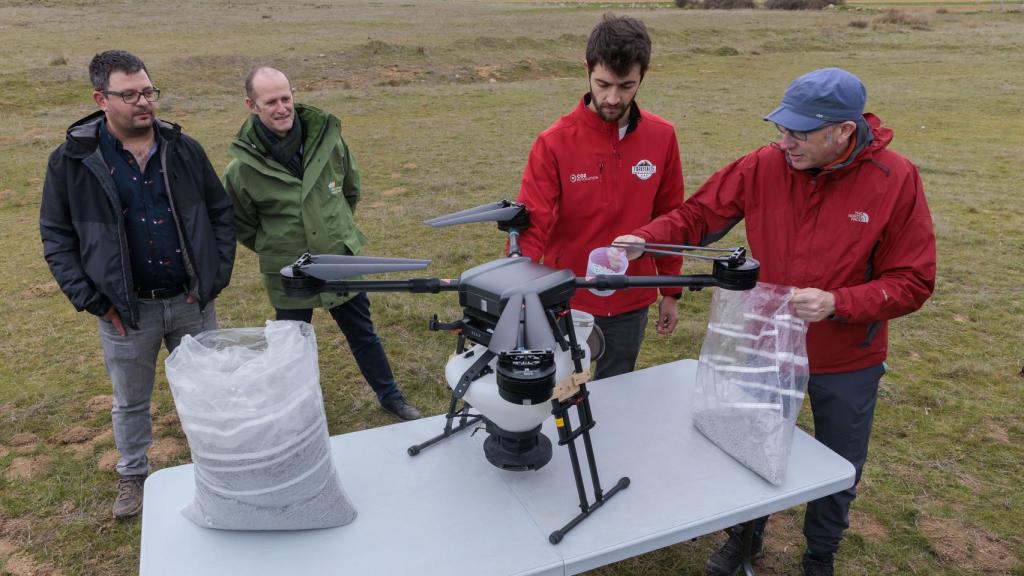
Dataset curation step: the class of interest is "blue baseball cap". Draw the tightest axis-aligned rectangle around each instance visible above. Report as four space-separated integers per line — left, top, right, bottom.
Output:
764 68 867 132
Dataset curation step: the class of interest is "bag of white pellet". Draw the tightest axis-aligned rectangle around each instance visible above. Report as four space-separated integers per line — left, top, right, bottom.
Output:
692 283 809 485
165 320 357 530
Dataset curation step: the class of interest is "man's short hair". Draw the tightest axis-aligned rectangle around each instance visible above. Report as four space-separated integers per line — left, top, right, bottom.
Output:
585 14 652 78
245 66 289 100
88 50 149 91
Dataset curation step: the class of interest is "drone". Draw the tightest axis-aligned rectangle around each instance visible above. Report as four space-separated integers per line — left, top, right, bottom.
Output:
280 200 760 544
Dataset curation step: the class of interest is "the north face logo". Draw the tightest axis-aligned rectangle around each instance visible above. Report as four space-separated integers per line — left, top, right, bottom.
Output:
848 211 869 223
631 160 656 181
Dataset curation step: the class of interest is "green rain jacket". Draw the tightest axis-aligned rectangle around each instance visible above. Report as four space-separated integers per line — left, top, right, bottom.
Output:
223 104 367 309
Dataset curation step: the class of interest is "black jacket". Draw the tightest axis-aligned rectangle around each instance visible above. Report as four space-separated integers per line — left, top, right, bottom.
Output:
40 111 235 330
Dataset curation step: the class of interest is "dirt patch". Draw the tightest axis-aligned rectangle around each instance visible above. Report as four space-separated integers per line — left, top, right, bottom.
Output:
8 433 39 448
380 187 407 198
3 553 62 576
3 456 51 481
67 429 113 460
149 437 186 466
849 509 889 541
52 425 95 445
984 419 1009 443
402 163 418 171
85 395 112 415
97 449 119 471
0 538 15 555
0 402 15 417
21 281 59 299
920 515 1019 574
154 412 180 429
758 512 804 573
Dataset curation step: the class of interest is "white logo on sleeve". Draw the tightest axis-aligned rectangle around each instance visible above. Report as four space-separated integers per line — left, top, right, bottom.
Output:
328 180 343 195
631 159 657 181
848 211 870 223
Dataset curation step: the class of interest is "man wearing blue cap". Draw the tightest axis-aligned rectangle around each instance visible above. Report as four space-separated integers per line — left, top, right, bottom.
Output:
615 68 936 575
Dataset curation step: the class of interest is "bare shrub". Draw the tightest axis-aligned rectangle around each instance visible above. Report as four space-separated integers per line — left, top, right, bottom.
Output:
848 19 869 28
873 9 931 30
703 0 757 8
49 55 67 66
936 7 949 13
675 0 697 6
766 0 843 9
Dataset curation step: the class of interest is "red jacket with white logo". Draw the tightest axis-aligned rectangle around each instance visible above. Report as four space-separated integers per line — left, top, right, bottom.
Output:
636 114 936 373
517 96 685 317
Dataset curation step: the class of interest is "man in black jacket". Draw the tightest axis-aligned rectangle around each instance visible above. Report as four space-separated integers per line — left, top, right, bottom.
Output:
40 50 235 519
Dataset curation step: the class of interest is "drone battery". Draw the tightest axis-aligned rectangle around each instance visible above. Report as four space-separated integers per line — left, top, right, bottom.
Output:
458 257 576 323
496 349 556 405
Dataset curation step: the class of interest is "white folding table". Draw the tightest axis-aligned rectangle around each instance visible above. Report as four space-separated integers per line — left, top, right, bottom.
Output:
140 359 854 575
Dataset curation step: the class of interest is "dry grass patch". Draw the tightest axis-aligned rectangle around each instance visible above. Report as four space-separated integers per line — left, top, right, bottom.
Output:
849 509 889 541
96 450 119 471
919 516 1019 574
84 395 111 415
3 456 51 481
873 9 930 30
51 426 94 445
20 282 59 299
7 434 39 448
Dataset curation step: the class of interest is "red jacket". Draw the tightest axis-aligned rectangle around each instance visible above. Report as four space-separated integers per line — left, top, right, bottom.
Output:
517 96 685 317
636 114 935 373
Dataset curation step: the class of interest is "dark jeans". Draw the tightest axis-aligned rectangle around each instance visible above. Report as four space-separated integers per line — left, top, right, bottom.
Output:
592 307 649 381
744 363 884 555
276 292 403 406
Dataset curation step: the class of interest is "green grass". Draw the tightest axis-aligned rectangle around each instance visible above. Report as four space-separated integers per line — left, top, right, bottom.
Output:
1 1 1023 575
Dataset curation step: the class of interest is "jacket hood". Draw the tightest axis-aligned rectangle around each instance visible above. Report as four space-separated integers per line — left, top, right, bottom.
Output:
63 110 182 157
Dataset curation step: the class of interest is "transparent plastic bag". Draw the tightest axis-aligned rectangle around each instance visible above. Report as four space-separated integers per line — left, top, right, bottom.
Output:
692 283 809 485
165 320 357 530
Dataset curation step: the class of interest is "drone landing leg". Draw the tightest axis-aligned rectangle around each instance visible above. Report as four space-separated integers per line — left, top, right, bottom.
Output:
547 386 630 545
407 394 483 456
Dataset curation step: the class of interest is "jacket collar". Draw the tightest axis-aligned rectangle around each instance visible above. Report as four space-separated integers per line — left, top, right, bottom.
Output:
779 112 891 177
64 110 181 158
576 93 642 136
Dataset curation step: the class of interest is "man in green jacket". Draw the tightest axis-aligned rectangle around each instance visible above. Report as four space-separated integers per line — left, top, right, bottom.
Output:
223 66 421 421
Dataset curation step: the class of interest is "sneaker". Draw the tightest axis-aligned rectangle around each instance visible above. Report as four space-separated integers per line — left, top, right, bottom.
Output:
112 474 147 520
801 552 834 576
381 398 423 421
705 523 764 575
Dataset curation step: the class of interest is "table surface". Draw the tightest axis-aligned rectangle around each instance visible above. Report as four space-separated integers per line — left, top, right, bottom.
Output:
140 359 854 576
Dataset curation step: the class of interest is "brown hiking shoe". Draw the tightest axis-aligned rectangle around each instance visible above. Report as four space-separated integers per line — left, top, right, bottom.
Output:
112 474 146 519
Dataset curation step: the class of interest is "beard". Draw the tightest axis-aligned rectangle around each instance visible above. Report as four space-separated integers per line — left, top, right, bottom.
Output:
595 103 627 124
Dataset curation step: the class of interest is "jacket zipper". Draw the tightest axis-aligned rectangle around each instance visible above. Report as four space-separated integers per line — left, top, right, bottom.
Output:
161 139 200 303
85 150 139 327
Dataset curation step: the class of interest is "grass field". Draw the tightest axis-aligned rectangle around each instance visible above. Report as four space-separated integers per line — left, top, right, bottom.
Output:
1 1 1022 575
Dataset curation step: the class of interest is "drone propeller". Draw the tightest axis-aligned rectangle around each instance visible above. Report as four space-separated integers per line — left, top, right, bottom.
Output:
488 293 523 354
523 292 556 350
292 254 431 281
424 200 525 228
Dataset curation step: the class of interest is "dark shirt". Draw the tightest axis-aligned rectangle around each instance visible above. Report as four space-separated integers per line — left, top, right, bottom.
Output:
99 119 188 292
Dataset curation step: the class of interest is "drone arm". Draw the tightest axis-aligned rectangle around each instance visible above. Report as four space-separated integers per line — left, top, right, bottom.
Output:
307 278 460 295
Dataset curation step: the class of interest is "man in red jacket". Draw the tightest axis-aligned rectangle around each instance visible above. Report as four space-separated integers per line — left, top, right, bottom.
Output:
516 14 685 380
616 68 936 576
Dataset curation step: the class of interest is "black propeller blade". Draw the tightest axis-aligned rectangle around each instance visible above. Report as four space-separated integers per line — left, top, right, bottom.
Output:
488 293 523 354
523 292 556 350
295 254 431 280
424 201 525 228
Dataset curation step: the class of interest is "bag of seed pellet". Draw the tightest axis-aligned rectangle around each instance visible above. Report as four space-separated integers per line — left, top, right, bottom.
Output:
165 320 357 530
692 283 809 485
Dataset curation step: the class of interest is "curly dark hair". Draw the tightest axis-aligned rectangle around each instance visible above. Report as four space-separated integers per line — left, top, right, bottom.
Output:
88 50 149 91
585 14 652 78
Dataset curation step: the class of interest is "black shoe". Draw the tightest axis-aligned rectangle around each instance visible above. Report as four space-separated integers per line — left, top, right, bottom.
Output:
801 552 834 576
381 398 422 421
705 523 764 575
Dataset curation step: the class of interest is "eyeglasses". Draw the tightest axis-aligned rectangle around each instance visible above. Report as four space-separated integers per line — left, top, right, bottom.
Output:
101 88 161 104
774 122 834 142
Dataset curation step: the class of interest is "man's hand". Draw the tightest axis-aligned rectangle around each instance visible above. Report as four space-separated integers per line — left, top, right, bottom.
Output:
101 305 127 336
791 288 836 322
612 234 645 260
655 296 679 335
186 294 197 305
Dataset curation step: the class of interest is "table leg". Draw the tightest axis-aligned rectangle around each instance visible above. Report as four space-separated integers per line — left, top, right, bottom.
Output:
740 519 757 576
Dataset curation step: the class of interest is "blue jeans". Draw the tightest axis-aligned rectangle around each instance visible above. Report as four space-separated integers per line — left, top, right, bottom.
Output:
276 293 403 406
98 294 217 477
592 307 649 381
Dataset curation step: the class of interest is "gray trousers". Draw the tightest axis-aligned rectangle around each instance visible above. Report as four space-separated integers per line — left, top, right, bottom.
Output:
592 307 649 381
97 294 217 476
